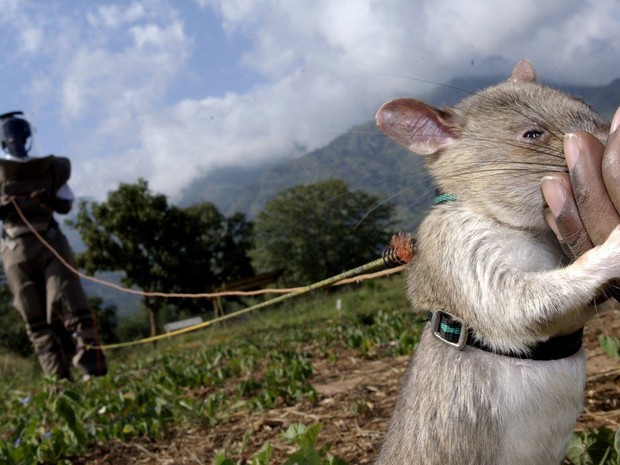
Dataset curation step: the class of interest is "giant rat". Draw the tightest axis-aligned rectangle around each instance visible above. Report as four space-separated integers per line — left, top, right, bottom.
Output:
374 60 618 465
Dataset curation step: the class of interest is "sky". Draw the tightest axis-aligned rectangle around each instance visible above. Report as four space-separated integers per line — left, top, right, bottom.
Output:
0 0 619 203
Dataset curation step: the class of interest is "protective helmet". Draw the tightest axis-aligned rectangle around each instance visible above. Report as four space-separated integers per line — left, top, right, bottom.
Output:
0 111 32 160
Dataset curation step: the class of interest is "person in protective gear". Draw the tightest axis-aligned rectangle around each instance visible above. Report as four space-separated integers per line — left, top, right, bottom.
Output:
0 111 107 380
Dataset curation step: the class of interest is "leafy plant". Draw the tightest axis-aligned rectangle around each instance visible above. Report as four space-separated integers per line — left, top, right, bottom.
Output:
599 335 620 359
329 309 422 356
281 423 347 465
213 423 348 465
566 428 620 465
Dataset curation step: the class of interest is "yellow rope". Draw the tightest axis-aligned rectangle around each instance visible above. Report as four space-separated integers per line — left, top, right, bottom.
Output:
92 257 397 350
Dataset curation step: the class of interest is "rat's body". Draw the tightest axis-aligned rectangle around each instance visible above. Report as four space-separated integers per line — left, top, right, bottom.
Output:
374 61 617 464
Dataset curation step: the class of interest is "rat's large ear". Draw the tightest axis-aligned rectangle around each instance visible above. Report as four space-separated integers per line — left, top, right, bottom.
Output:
509 59 536 83
375 98 456 155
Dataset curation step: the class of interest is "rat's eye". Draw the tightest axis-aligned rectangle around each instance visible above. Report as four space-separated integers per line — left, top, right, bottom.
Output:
523 129 544 139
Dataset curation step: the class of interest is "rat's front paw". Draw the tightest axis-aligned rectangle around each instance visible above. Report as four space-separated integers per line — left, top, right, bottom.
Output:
603 224 620 250
582 224 620 278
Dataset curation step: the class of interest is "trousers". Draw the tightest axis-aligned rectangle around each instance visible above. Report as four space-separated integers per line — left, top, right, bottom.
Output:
1 226 107 379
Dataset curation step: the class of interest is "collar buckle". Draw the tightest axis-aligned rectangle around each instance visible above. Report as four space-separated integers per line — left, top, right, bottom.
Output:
430 310 468 350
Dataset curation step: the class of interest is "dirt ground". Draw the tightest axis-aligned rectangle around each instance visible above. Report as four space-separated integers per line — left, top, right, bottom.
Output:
76 311 619 465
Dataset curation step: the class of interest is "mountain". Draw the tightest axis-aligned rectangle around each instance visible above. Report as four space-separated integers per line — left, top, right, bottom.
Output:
562 78 620 118
178 162 281 213
179 74 620 233
227 121 433 233
181 121 436 233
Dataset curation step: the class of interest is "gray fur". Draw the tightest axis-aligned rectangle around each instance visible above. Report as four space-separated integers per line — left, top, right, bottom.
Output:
374 61 615 464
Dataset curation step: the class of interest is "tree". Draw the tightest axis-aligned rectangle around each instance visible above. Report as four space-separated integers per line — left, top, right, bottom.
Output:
168 203 254 316
252 179 395 285
68 178 254 337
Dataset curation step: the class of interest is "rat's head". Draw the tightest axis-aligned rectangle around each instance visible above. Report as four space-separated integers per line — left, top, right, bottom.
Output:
376 60 610 230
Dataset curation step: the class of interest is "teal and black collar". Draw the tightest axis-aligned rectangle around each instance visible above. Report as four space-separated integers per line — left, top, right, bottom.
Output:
430 190 584 359
434 188 457 205
430 310 583 361
434 193 457 205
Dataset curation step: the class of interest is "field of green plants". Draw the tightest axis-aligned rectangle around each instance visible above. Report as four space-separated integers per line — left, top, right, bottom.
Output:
0 275 618 465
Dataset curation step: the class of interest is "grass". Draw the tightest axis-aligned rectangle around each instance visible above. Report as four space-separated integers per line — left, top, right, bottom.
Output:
0 276 416 464
0 353 40 385
114 274 410 364
0 275 617 464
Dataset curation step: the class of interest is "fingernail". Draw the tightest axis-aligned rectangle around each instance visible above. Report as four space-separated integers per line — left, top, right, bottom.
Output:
612 107 620 133
541 176 566 217
544 209 562 240
564 133 579 170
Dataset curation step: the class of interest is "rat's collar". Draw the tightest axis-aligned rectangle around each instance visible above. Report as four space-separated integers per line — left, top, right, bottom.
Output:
434 189 457 205
429 310 583 360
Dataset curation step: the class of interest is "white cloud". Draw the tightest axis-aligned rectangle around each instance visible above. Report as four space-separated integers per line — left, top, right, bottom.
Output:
20 26 43 53
141 73 350 196
59 7 192 198
130 21 185 49
132 0 620 201
0 1 192 198
87 2 146 29
60 19 189 122
59 4 189 121
3 0 620 203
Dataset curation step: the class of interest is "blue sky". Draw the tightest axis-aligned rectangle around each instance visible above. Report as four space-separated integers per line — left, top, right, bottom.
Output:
1 0 619 202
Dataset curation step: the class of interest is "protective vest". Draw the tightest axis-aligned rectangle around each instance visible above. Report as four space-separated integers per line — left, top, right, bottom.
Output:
0 156 71 238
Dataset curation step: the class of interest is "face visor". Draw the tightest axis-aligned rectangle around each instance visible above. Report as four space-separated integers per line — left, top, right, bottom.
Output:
0 112 33 161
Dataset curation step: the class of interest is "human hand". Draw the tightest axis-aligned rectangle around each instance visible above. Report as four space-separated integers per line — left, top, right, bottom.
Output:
542 108 620 259
542 107 620 302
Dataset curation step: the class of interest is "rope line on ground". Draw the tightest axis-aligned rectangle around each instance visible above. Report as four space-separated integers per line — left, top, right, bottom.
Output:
90 257 399 350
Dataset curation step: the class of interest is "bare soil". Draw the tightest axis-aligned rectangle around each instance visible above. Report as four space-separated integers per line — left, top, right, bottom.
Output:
76 311 619 465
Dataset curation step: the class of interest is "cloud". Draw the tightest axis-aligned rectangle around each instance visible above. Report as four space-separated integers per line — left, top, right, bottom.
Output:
60 19 188 121
40 4 190 201
141 71 361 196
2 0 620 203
137 0 620 200
86 2 147 29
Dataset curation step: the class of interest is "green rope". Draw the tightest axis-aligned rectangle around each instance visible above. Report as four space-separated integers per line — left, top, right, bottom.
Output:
90 257 389 350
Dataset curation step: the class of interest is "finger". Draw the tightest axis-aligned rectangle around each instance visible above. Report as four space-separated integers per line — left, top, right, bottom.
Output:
543 208 575 260
601 109 620 303
565 132 620 245
541 173 594 257
602 120 620 210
